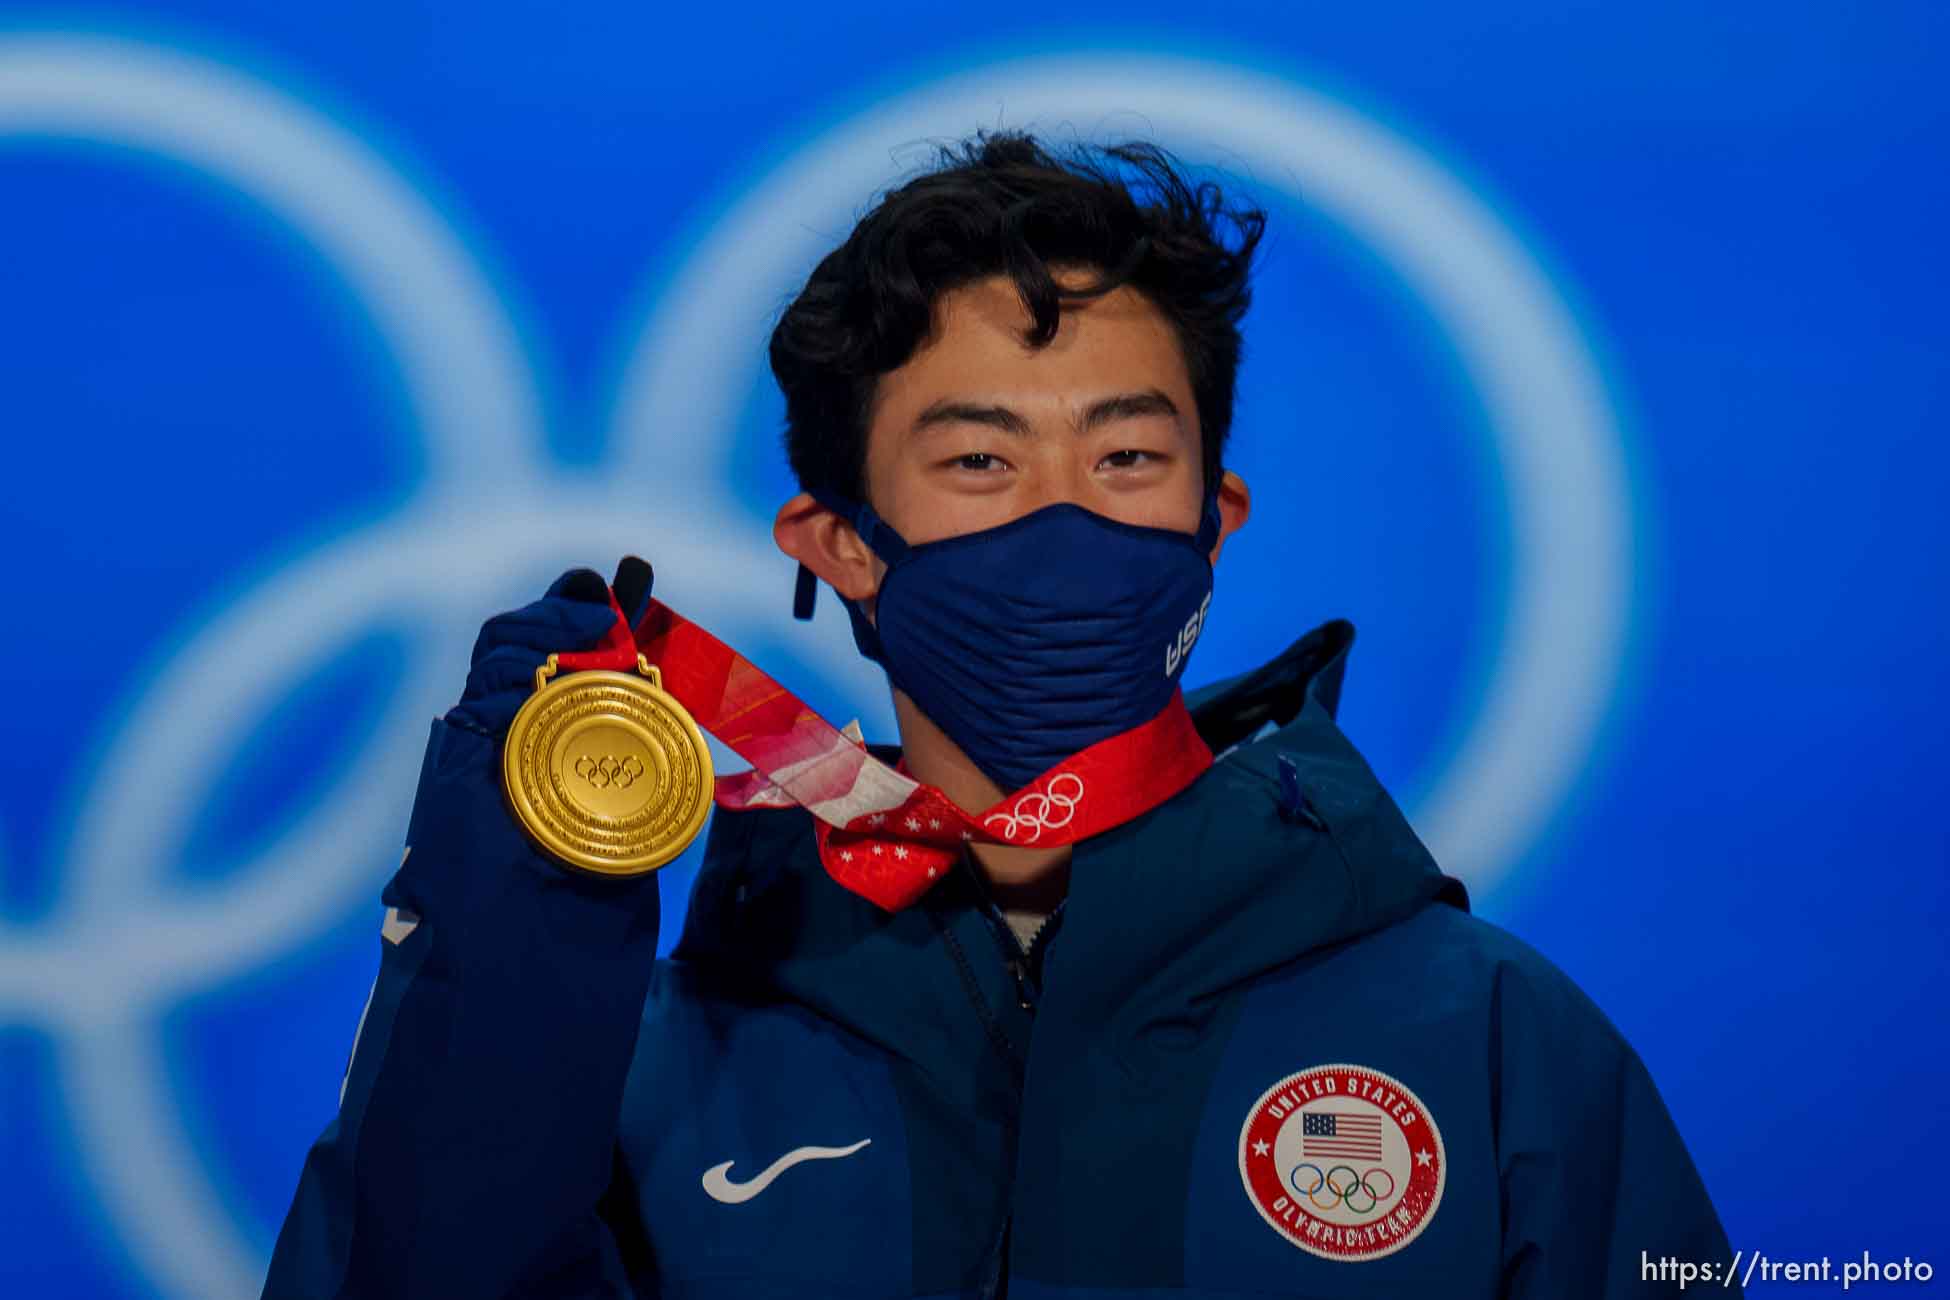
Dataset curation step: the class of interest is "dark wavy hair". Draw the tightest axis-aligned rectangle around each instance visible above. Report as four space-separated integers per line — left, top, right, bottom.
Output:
768 131 1266 503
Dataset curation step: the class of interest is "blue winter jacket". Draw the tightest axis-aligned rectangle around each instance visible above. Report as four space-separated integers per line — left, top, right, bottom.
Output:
264 621 1734 1298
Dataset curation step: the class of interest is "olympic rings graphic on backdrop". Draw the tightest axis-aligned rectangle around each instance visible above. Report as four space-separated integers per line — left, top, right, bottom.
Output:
1288 1162 1398 1216
0 33 1633 1300
0 35 892 1300
983 773 1084 842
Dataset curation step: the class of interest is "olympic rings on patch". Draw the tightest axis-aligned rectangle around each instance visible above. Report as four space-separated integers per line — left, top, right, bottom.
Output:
1286 1160 1396 1215
1329 1165 1376 1214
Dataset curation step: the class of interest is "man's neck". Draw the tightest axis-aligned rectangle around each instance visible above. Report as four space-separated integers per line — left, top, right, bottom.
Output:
891 689 1073 910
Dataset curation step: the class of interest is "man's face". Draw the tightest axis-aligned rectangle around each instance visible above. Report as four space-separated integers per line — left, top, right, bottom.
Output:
771 264 1250 801
860 270 1210 557
773 267 1249 610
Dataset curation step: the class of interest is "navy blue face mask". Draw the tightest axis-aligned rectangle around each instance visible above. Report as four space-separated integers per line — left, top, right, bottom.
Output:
797 492 1222 792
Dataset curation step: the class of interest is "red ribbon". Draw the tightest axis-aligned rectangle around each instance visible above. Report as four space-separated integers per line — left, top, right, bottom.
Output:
558 593 1212 910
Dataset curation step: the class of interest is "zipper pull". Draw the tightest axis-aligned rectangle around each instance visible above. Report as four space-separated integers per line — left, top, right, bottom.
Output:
1276 752 1328 831
1008 956 1036 1013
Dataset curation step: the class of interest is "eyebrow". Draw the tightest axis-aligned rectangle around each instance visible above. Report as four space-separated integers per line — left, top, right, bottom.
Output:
910 388 1183 438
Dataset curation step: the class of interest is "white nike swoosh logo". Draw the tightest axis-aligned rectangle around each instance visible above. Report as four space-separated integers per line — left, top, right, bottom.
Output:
700 1138 872 1204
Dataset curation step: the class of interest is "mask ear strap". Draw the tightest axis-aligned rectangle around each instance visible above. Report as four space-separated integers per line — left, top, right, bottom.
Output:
792 562 820 621
1194 487 1224 554
793 488 910 621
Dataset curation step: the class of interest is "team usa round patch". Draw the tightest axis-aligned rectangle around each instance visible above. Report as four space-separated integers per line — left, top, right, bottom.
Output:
1238 1063 1446 1261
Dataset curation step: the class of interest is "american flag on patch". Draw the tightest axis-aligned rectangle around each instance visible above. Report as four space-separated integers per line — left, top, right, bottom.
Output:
1301 1111 1385 1161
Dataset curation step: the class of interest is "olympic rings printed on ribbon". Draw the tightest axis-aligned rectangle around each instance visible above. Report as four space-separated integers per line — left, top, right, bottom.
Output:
982 772 1084 843
1288 1162 1397 1215
573 753 645 790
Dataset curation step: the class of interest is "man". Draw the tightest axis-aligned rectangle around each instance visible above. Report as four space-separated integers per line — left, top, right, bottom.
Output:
265 133 1734 1297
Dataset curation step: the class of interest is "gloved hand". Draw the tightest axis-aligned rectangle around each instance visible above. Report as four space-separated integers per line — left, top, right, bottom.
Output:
446 558 654 737
274 559 666 1300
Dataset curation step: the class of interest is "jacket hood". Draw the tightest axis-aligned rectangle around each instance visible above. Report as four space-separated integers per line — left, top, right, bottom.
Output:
670 620 1466 1070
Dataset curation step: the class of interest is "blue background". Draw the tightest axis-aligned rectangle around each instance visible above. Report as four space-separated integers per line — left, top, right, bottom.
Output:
2 3 1944 1296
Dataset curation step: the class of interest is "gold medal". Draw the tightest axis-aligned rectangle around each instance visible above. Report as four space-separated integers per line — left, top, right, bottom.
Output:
501 653 714 877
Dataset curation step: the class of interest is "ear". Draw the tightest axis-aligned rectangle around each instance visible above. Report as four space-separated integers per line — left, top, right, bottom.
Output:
774 492 881 601
1208 470 1252 565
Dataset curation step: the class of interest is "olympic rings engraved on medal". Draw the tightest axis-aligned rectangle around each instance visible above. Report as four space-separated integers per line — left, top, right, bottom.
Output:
572 753 645 789
515 676 706 870
982 772 1084 843
1287 1161 1396 1218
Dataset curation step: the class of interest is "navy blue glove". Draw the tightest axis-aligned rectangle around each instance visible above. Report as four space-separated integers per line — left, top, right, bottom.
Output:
447 560 654 737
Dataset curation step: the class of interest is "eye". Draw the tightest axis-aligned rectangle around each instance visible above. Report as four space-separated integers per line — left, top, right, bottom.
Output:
1099 449 1159 469
952 452 1006 472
